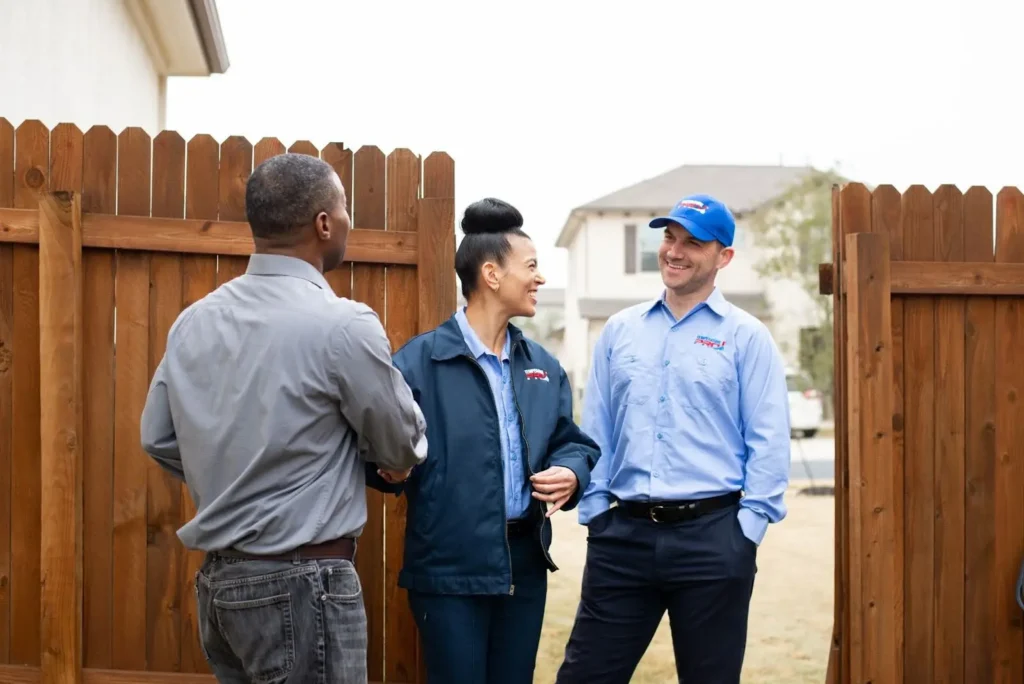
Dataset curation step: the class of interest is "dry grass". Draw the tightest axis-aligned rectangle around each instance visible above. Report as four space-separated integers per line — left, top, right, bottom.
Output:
535 485 835 684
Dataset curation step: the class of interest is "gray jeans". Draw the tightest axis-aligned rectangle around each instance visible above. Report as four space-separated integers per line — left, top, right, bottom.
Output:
195 554 368 683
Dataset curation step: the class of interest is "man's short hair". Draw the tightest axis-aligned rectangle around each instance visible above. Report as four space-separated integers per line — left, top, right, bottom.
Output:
245 153 342 239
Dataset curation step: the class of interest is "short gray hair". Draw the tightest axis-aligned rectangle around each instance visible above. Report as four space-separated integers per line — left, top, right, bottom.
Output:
245 153 342 239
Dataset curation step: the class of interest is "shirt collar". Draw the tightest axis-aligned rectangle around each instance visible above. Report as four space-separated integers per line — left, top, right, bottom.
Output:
454 307 510 361
642 286 731 320
246 254 333 291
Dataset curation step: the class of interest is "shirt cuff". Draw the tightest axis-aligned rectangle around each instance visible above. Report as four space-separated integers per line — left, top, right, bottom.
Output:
577 488 612 526
737 505 769 546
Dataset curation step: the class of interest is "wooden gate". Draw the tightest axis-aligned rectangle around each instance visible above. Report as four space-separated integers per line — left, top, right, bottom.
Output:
0 118 456 683
824 183 1024 683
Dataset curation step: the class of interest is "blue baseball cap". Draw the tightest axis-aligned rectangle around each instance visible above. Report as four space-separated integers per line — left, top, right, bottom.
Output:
648 194 735 247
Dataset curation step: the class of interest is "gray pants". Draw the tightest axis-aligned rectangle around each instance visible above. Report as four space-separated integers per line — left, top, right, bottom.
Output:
195 554 368 683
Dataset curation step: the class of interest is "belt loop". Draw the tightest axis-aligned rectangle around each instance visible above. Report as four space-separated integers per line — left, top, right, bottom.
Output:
291 550 301 565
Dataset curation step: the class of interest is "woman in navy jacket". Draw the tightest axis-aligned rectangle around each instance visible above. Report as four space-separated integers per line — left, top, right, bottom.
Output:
367 198 600 684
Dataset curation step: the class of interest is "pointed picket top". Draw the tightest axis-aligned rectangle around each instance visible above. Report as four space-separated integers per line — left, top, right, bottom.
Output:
187 132 219 149
82 126 117 213
963 186 994 262
423 152 454 198
870 185 903 257
185 134 220 221
117 127 152 216
50 123 84 192
995 186 1024 262
901 185 935 260
16 118 48 136
254 137 285 166
320 142 348 167
933 184 965 261
154 129 186 148
387 149 420 232
837 181 871 240
153 131 187 218
354 144 384 159
288 140 319 157
321 143 352 212
15 119 50 205
219 136 253 222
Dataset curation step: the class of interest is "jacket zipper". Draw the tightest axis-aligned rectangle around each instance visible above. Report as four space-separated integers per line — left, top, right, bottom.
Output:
509 340 558 570
463 353 515 596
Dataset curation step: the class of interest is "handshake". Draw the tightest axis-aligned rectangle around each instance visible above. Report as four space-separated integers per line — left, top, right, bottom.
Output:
377 466 413 484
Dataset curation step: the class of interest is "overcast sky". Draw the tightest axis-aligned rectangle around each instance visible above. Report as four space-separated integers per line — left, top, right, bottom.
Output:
166 0 1022 288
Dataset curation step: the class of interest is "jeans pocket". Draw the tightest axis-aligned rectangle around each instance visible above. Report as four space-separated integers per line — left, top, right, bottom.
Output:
213 592 296 683
320 560 369 675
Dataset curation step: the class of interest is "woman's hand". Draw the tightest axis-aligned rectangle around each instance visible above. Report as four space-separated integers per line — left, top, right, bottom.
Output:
530 466 579 517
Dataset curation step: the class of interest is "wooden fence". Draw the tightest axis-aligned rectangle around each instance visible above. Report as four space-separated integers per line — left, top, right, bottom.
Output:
823 182 1024 683
0 118 456 684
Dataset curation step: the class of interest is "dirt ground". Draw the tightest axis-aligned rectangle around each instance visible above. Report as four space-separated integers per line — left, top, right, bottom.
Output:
534 485 835 683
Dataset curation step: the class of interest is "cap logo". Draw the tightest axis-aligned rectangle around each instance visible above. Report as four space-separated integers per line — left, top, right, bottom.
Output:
677 199 707 213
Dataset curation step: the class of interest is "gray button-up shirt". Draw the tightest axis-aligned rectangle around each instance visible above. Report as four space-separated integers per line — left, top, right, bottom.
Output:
140 254 427 554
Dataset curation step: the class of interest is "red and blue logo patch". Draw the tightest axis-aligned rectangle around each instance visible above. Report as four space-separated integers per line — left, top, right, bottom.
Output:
694 335 726 350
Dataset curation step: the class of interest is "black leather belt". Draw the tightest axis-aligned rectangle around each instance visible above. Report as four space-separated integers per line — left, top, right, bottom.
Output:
618 491 741 524
211 537 356 562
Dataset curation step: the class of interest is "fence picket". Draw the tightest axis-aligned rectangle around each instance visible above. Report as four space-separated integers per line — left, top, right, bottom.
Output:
10 119 46 666
82 125 118 669
384 148 421 682
993 188 1024 684
962 186 996 684
178 133 220 674
112 127 152 670
148 131 187 671
352 145 388 682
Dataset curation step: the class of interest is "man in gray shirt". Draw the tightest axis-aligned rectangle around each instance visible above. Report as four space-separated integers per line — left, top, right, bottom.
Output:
140 153 427 683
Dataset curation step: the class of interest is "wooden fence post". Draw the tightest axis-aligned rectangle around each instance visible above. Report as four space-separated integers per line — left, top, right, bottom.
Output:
38 191 84 684
844 231 899 684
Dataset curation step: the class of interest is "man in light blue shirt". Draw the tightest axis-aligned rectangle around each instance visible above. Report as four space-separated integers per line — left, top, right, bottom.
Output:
556 194 791 684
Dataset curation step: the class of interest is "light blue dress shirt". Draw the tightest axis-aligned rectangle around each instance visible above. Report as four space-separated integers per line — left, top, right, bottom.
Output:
454 308 531 520
576 288 791 546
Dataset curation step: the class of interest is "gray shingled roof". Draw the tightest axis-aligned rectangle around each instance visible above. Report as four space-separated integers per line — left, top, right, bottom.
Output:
575 164 814 214
555 164 817 248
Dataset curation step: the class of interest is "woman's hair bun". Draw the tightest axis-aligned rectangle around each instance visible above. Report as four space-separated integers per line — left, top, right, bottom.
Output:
461 198 524 236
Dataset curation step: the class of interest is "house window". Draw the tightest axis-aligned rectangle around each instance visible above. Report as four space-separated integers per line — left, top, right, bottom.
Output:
637 225 663 272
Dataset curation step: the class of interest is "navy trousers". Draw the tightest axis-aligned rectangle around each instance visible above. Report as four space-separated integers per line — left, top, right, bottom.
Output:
555 503 757 684
407 533 548 684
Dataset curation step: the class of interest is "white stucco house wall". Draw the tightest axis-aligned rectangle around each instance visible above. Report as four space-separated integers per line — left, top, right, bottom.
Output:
0 0 229 133
555 163 824 398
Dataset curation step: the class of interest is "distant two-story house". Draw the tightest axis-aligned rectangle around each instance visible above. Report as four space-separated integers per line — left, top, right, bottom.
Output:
1 0 229 132
555 163 822 398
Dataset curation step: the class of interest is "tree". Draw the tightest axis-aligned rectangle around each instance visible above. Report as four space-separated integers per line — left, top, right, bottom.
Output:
746 168 844 416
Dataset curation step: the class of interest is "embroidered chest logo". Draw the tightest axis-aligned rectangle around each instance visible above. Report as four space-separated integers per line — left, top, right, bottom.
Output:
694 335 726 350
524 368 549 381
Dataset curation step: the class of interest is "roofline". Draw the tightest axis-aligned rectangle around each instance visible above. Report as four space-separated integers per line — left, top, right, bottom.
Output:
188 0 230 74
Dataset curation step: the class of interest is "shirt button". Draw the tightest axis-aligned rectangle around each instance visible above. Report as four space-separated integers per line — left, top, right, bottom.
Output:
663 360 670 367
656 433 663 440
659 395 666 403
